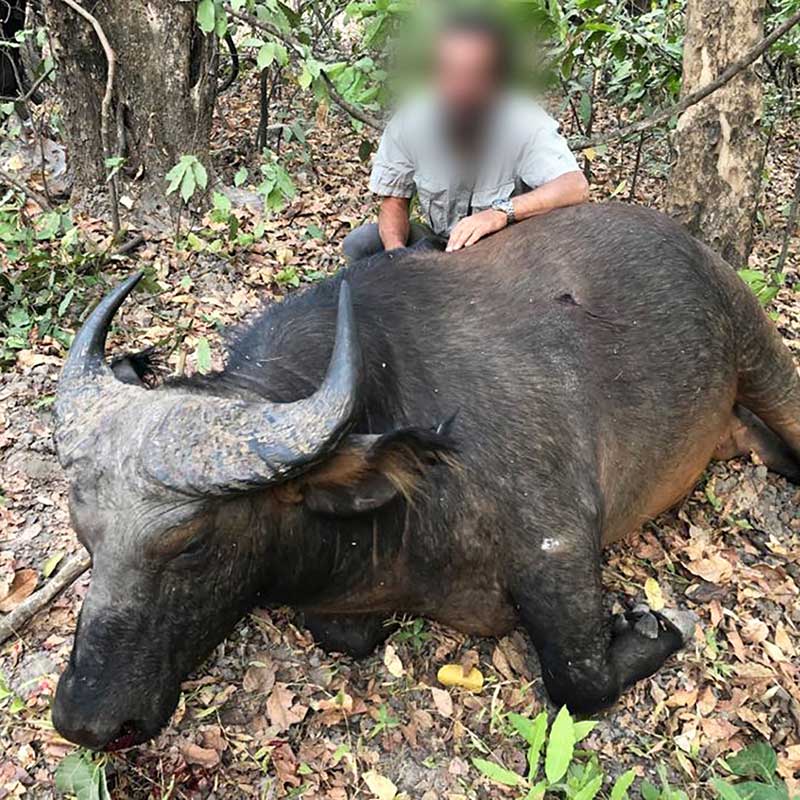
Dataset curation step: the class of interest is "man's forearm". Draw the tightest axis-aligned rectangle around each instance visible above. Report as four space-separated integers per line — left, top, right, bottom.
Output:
512 171 590 222
378 197 411 250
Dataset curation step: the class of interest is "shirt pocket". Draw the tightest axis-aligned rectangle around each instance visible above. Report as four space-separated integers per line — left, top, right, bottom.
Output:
471 180 516 213
415 177 450 235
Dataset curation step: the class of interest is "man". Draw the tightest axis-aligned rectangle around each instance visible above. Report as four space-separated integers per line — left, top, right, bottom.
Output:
343 13 589 262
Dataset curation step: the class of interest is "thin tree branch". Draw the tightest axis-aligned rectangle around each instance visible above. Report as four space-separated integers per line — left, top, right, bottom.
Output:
628 131 646 201
777 159 800 274
0 66 54 103
0 165 52 210
57 0 120 238
320 72 382 130
570 7 800 150
226 5 383 131
0 553 91 645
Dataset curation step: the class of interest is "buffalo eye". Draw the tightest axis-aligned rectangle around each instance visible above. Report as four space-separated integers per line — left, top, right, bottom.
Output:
176 536 208 561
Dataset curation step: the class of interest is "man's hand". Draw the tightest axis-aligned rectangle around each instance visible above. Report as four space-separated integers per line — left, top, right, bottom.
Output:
446 209 508 252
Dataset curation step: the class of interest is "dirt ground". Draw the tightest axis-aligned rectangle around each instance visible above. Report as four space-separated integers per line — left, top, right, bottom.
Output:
1 73 800 799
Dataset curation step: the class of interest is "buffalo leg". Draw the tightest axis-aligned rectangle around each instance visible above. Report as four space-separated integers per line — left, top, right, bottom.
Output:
715 405 800 483
732 282 800 481
512 544 692 713
303 613 392 658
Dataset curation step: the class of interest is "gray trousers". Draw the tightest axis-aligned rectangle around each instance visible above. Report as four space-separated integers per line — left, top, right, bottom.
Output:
342 222 434 263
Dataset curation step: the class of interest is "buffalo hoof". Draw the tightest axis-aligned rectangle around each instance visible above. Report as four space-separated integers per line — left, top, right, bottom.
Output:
614 604 697 645
658 607 699 645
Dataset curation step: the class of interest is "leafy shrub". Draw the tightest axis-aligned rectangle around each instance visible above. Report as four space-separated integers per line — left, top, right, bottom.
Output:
472 706 637 799
471 707 793 800
0 196 108 367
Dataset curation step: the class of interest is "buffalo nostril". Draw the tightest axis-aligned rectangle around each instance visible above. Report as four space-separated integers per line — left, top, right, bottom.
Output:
103 720 144 752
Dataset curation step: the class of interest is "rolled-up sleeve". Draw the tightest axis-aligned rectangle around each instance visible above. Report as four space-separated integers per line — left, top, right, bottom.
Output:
369 113 416 198
518 112 580 189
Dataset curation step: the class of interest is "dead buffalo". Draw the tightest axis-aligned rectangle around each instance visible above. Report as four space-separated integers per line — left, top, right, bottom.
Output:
51 202 800 750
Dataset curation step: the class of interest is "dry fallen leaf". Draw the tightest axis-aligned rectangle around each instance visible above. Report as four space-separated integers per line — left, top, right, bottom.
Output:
775 623 796 657
363 770 397 800
242 658 276 694
491 644 514 680
383 644 404 678
431 686 453 718
644 577 665 611
685 554 733 584
697 686 718 716
181 742 220 769
0 569 37 613
665 687 698 708
267 683 308 733
740 618 769 644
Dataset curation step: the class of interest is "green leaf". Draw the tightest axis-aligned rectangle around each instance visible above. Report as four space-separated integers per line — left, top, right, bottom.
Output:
510 711 546 777
55 753 93 794
471 758 525 787
573 720 598 743
525 782 547 800
610 769 637 800
574 774 604 800
180 168 197 203
298 64 314 89
57 288 74 317
641 781 660 800
545 706 574 784
728 742 778 782
508 712 540 745
257 42 276 70
197 0 216 34
274 43 288 66
54 752 110 800
166 160 189 195
234 167 248 187
195 337 212 373
192 160 208 192
214 10 228 38
186 232 205 252
331 743 349 765
730 782 789 800
212 191 231 213
713 779 744 800
42 551 64 578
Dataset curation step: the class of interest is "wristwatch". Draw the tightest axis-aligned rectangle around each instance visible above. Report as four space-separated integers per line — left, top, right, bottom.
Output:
491 197 516 224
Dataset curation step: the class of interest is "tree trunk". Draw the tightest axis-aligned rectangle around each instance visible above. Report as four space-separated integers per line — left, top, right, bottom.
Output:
666 0 765 268
43 0 218 202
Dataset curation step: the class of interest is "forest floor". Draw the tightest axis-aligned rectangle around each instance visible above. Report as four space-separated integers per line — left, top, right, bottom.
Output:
1 71 800 800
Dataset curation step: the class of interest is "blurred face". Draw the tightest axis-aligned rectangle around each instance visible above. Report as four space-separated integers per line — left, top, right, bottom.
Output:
434 30 502 118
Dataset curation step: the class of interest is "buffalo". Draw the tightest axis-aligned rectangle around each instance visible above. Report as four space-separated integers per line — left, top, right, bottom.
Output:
51 202 800 751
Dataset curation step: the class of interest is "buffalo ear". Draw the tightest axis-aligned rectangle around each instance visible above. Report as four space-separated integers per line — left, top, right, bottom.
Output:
299 425 456 517
110 348 159 386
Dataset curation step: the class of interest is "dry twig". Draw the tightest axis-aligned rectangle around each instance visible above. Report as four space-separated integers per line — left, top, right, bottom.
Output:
0 66 54 103
0 165 52 210
0 553 91 645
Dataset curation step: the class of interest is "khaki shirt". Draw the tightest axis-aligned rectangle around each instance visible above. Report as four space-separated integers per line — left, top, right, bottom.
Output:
369 93 579 236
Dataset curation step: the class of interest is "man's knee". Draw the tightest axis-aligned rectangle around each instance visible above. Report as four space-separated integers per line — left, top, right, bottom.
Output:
343 223 383 263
